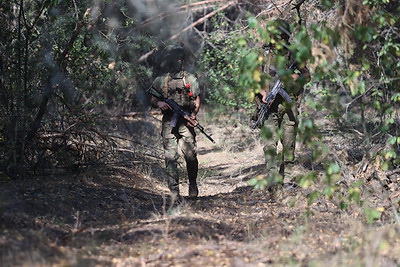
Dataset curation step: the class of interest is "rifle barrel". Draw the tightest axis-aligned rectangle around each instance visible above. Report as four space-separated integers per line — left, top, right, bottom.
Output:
196 124 216 143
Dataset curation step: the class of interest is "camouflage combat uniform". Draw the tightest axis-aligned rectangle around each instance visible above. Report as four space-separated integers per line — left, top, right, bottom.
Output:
262 50 305 180
151 70 200 196
257 19 310 183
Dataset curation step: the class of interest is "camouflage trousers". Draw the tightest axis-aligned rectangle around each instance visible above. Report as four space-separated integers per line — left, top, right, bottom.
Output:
161 117 198 195
262 103 298 181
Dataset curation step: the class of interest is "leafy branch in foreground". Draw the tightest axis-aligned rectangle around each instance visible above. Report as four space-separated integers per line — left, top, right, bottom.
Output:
241 0 400 222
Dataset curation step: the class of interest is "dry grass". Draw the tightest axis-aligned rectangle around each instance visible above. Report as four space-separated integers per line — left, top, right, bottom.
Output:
2 1 400 266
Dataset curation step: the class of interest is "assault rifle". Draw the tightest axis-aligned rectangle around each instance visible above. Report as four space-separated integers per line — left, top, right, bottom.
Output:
147 86 216 144
252 60 296 129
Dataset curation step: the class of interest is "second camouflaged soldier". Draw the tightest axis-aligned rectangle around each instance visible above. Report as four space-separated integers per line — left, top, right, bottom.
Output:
256 19 311 187
150 45 201 199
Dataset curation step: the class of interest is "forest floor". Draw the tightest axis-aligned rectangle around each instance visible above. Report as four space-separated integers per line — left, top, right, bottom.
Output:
1 108 400 267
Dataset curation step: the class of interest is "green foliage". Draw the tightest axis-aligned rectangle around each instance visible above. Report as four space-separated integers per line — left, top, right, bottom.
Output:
348 181 363 204
248 175 269 190
1 0 399 224
354 25 375 43
290 26 313 63
363 0 392 6
364 207 383 224
0 0 157 176
236 1 400 216
298 171 318 190
199 28 255 109
248 172 283 190
320 0 335 8
306 190 320 205
311 22 340 46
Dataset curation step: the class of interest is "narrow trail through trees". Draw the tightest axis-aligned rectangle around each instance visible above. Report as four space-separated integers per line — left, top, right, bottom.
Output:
1 116 399 266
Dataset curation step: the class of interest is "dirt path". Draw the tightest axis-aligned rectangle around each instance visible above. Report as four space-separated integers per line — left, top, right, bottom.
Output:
1 116 399 266
183 131 264 197
131 125 399 267
121 130 357 267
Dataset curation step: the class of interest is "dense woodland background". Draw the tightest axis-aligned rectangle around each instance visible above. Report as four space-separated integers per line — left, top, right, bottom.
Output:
1 0 399 180
1 0 400 266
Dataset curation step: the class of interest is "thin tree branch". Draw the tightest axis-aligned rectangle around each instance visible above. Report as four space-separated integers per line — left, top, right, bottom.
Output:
169 2 235 40
137 0 228 28
57 8 91 68
292 0 307 25
26 9 91 143
138 2 235 62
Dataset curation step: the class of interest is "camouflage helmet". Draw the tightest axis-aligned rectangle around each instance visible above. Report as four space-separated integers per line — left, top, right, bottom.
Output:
162 45 185 61
160 44 185 71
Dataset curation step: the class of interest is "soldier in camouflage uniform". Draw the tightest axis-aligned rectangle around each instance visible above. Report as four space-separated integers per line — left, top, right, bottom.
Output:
257 19 310 186
150 45 200 198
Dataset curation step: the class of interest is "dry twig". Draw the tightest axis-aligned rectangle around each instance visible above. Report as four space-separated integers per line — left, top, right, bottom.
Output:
138 1 235 62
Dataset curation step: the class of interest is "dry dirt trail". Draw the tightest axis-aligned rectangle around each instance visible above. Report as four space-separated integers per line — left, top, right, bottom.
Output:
101 116 356 266
182 126 265 198
1 113 399 266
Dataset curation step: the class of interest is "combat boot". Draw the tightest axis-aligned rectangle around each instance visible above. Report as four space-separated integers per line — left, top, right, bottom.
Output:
187 159 199 198
283 160 299 190
188 181 198 198
168 178 180 197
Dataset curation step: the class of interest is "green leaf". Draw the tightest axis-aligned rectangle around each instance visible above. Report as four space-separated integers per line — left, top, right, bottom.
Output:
237 38 247 47
354 25 375 43
307 191 320 205
365 208 381 224
248 17 258 29
349 187 361 203
388 136 397 145
323 185 335 197
339 201 348 210
321 0 333 8
327 162 340 175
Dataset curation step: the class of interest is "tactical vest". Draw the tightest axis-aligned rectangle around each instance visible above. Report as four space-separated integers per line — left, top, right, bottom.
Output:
162 71 194 110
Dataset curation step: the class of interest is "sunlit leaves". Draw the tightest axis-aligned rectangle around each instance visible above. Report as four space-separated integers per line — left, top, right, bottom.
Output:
238 50 262 92
323 185 335 198
237 37 247 47
298 172 317 190
379 41 400 59
291 27 312 63
252 69 261 83
325 162 341 188
350 181 363 202
248 175 269 190
364 207 382 224
247 16 257 29
382 150 397 161
307 190 320 205
326 162 340 176
200 29 255 109
248 172 282 190
297 117 322 145
311 23 340 46
363 0 391 5
343 70 365 96
200 2 400 216
388 136 400 145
